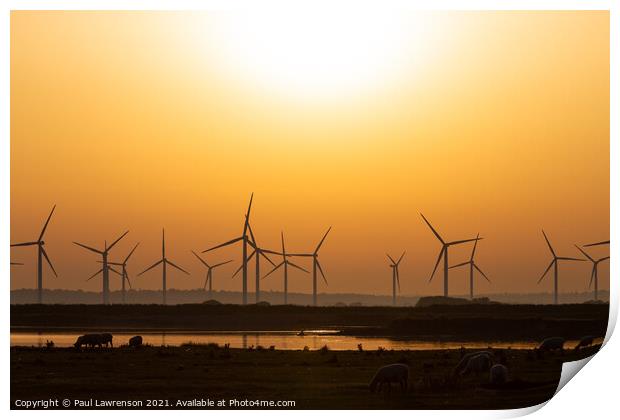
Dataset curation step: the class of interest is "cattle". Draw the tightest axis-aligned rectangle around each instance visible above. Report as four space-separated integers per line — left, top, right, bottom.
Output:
100 333 113 347
369 363 409 393
74 334 104 349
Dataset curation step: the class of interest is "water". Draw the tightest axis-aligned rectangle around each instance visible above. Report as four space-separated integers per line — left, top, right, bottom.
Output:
10 331 586 350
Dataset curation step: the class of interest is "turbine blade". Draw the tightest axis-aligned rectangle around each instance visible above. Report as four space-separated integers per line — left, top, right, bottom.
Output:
281 231 286 256
167 260 189 275
386 254 396 265
108 266 122 276
126 271 133 289
574 245 594 262
213 259 233 268
397 250 406 265
202 237 243 253
86 268 103 281
10 262 24 266
314 226 332 253
428 247 445 283
261 249 283 256
470 234 480 260
263 261 284 279
73 241 103 254
396 267 401 292
287 253 313 257
474 263 491 283
448 237 482 246
203 271 210 289
41 247 57 277
599 256 610 262
191 250 209 267
588 267 595 289
231 263 243 278
316 259 328 285
449 261 470 269
542 230 556 257
420 213 444 244
584 240 610 247
10 241 38 247
557 257 585 261
260 250 277 266
243 193 254 236
124 242 140 263
247 223 257 246
246 250 257 263
537 260 554 284
287 261 309 273
107 230 129 252
138 259 163 276
38 205 56 241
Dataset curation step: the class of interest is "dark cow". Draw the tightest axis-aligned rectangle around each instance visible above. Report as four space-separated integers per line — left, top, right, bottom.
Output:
101 333 113 347
74 334 103 349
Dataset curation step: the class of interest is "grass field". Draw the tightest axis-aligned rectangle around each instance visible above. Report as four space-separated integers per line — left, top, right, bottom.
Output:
10 344 600 409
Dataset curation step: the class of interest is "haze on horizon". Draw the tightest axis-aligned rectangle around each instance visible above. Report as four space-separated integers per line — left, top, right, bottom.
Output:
10 11 609 297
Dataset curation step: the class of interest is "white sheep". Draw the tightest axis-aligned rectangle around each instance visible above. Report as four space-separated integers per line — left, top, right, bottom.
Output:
369 363 409 393
489 364 508 385
459 353 491 376
453 351 493 375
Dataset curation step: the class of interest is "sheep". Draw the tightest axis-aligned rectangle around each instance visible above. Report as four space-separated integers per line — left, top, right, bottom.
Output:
74 334 103 349
489 364 508 385
575 335 595 350
369 363 409 393
101 333 113 347
537 337 565 356
128 335 143 347
453 351 493 376
459 353 491 376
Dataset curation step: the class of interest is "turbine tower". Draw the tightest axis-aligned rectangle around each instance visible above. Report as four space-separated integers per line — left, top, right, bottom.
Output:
449 234 490 299
537 230 584 305
231 223 277 303
192 251 233 299
386 251 405 306
420 213 480 297
287 227 332 306
74 230 128 304
103 242 140 304
138 229 189 305
10 205 58 304
263 232 309 304
575 245 609 301
203 193 253 304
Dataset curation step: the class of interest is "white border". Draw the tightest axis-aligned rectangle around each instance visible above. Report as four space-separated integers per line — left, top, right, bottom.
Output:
2 1 616 418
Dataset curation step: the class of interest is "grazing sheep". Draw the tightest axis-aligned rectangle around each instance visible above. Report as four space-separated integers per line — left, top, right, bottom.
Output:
575 336 595 350
459 353 491 376
101 333 113 347
369 363 409 393
537 337 565 353
489 364 508 385
453 351 493 375
128 335 143 347
74 334 103 349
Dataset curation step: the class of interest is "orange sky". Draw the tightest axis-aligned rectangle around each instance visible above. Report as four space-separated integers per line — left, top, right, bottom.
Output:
10 11 609 296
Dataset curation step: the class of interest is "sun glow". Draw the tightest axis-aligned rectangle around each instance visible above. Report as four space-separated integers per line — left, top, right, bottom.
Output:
209 11 437 101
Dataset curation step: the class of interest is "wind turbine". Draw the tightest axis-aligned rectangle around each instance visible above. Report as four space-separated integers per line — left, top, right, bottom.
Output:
230 223 277 303
10 205 58 304
74 230 129 304
138 229 189 305
575 245 609 301
284 227 332 306
102 242 140 304
420 213 480 297
584 240 610 247
449 234 490 299
192 251 233 298
263 232 309 304
203 193 253 305
386 251 405 306
537 230 584 305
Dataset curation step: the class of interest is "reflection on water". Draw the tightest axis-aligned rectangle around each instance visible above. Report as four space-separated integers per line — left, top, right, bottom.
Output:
9 331 593 350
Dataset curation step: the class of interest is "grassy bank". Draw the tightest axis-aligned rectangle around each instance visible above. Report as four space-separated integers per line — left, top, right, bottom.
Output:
10 344 600 409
